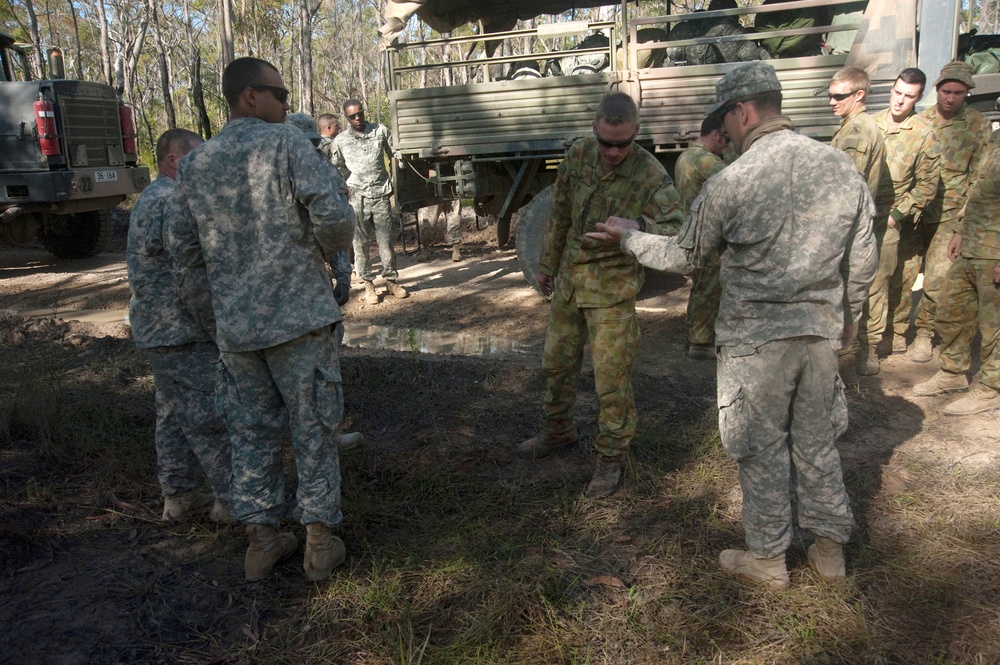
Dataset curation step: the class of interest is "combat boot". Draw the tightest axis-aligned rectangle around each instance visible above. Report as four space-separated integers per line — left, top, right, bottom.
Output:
910 334 933 363
891 334 908 354
451 244 462 262
161 490 214 522
303 523 346 582
913 370 969 397
838 351 859 387
943 383 1000 416
209 500 236 524
416 246 432 262
586 454 624 498
719 550 789 590
807 536 846 582
245 524 298 581
385 280 409 299
516 419 578 459
363 280 379 305
857 346 880 376
337 431 363 451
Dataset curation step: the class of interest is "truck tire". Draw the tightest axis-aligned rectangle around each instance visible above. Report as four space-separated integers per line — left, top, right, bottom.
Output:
514 184 554 294
39 210 114 259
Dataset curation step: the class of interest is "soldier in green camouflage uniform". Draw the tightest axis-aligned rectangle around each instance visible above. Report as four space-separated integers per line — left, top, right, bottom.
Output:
875 69 943 360
590 63 878 588
332 99 409 304
908 62 991 363
675 114 728 359
517 92 684 499
127 129 232 524
170 58 356 582
828 66 892 381
913 144 1000 414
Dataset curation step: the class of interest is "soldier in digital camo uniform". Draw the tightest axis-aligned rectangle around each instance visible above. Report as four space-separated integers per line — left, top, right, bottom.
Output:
875 68 941 362
170 57 356 583
906 61 991 363
674 114 728 360
517 92 684 499
912 141 1000 415
317 112 354 305
332 99 410 305
588 62 878 589
126 128 232 525
827 66 891 384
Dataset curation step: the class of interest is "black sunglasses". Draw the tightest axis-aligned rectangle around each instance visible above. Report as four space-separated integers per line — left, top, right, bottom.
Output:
246 84 290 104
828 90 859 101
347 111 364 120
594 130 636 149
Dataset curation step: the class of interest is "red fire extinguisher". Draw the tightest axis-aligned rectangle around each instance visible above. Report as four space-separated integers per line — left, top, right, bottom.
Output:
119 105 137 156
33 97 61 156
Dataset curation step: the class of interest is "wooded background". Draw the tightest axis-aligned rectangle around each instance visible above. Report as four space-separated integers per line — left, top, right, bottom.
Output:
3 0 998 165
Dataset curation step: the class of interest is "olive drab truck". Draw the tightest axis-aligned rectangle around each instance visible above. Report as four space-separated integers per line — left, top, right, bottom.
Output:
382 0 1000 287
1 32 150 259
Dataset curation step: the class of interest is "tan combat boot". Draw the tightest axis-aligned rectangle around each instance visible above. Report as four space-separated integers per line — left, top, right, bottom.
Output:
208 500 237 524
838 351 859 387
245 524 298 581
363 280 379 305
516 419 578 459
857 346 880 376
303 523 347 582
385 280 410 299
586 454 624 498
337 431 363 451
943 383 1000 416
891 333 908 354
807 536 846 582
910 334 933 363
416 246 432 262
719 550 790 590
451 244 462 262
912 370 969 397
161 490 214 522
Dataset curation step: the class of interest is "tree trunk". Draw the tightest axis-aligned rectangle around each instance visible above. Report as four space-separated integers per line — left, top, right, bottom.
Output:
96 0 113 86
191 48 214 139
66 0 84 79
219 0 235 68
22 0 45 78
149 0 176 128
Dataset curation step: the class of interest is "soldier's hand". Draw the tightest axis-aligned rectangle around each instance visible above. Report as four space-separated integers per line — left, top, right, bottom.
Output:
993 264 1000 285
586 217 639 245
947 232 963 262
537 272 555 297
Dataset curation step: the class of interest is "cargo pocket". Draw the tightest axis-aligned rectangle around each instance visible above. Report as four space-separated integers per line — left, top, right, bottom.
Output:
718 385 753 461
213 359 231 422
315 365 345 433
831 375 849 440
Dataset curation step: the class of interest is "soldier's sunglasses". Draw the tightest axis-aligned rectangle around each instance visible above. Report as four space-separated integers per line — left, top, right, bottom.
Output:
828 90 859 101
347 111 364 120
594 130 636 149
246 85 290 104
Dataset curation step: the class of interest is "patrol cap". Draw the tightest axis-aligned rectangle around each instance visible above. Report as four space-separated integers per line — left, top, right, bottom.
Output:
285 112 322 140
934 61 975 89
707 61 783 117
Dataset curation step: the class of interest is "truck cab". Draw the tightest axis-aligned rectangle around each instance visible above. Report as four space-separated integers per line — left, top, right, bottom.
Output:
1 32 150 258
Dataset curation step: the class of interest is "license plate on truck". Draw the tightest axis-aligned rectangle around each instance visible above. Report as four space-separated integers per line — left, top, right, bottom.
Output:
94 170 118 183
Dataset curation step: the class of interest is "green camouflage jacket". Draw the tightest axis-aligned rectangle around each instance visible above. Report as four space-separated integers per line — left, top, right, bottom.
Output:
675 142 725 213
539 137 683 307
831 106 892 217
872 108 941 223
958 143 1000 260
919 104 991 225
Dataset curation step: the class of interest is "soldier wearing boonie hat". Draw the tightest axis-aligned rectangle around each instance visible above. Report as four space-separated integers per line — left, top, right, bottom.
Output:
707 61 783 119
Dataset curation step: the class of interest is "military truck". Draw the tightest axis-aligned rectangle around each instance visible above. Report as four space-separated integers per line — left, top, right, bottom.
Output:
1 32 150 258
383 0 1000 284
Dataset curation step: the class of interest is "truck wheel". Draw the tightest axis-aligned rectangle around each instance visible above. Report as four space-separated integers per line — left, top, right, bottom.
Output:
39 210 114 259
514 184 553 294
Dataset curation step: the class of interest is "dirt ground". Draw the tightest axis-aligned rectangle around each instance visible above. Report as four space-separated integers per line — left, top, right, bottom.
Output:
1 212 998 663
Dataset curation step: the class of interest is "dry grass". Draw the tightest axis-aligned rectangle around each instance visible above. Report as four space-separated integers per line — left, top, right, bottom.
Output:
2 318 1000 664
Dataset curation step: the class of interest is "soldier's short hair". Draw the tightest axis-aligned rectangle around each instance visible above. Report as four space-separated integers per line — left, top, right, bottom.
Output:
222 57 280 108
595 92 639 126
896 67 927 95
318 113 339 130
700 114 724 136
831 66 870 97
155 128 202 165
343 98 363 114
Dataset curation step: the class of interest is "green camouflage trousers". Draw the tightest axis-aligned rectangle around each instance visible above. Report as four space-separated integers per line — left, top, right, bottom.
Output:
936 257 1000 390
352 192 398 281
858 225 899 349
144 342 232 503
717 337 854 557
686 260 721 346
542 291 639 457
915 222 959 336
217 324 344 527
890 221 934 337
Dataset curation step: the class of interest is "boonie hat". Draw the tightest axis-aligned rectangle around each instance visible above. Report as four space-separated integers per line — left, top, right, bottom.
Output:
286 112 322 140
707 61 783 117
934 61 975 89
